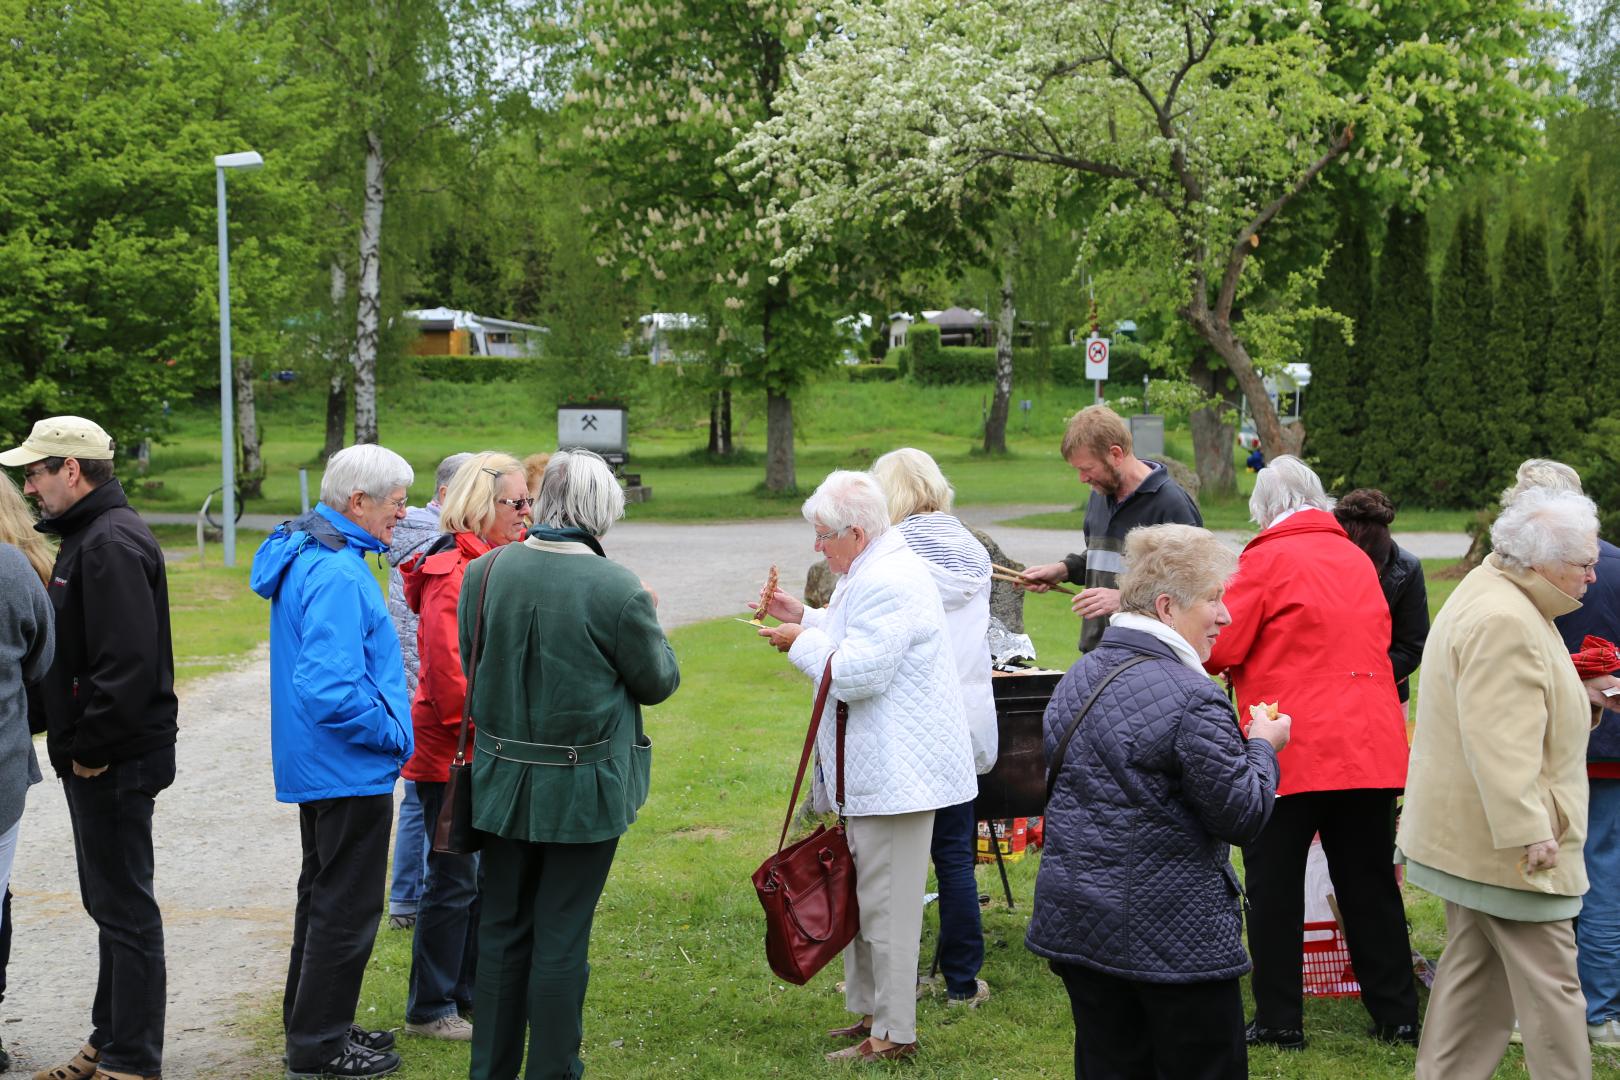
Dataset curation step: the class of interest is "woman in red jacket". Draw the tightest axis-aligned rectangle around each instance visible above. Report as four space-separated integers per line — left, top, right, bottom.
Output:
1204 456 1418 1051
399 451 530 1041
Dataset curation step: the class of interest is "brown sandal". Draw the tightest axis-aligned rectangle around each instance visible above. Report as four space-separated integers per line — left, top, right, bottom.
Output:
825 1037 919 1064
32 1044 98 1080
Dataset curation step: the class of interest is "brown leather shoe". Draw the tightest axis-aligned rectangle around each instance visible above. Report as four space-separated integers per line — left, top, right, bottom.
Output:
826 1020 872 1042
33 1044 98 1080
93 1070 161 1080
825 1037 918 1064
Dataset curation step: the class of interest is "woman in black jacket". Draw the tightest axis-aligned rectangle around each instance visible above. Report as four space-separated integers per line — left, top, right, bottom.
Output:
1334 489 1429 704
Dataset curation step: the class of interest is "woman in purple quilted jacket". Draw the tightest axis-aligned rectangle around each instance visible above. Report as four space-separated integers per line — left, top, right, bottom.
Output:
1027 524 1290 1080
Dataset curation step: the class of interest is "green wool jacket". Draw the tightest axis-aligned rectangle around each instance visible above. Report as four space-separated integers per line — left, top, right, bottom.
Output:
458 537 680 844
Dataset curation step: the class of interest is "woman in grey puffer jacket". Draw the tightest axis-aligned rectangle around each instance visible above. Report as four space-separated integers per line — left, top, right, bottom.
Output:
1027 525 1289 1080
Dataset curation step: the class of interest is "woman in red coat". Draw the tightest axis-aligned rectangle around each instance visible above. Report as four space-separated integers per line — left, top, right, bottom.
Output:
398 451 530 1041
1204 456 1418 1051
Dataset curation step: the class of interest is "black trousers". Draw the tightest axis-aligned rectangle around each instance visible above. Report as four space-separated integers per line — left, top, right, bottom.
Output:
1052 961 1245 1080
283 794 393 1070
1241 788 1418 1030
63 743 175 1076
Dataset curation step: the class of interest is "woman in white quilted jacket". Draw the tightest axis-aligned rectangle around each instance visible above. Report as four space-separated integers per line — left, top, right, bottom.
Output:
757 470 979 1065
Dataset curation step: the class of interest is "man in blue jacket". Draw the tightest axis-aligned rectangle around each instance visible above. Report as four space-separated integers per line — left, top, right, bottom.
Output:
251 444 416 1080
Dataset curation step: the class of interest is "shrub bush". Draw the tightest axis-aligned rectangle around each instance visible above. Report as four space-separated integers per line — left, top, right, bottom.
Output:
912 346 998 386
888 345 911 377
847 364 900 383
909 323 941 374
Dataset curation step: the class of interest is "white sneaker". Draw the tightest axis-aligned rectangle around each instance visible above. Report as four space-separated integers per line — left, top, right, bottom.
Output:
1591 1018 1620 1046
1508 1020 1523 1045
405 1013 474 1041
945 978 991 1008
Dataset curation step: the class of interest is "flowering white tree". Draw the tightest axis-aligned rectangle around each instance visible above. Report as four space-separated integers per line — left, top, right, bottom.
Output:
733 0 1563 457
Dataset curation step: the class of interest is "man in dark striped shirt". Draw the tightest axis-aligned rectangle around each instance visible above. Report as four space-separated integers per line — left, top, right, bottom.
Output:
1022 405 1202 653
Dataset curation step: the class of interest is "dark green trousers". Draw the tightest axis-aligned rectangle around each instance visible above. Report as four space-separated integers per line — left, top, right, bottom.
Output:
470 833 619 1080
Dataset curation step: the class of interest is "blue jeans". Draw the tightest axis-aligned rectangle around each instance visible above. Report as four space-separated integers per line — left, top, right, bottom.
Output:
406 781 480 1023
929 799 983 997
1579 778 1620 1024
390 780 429 916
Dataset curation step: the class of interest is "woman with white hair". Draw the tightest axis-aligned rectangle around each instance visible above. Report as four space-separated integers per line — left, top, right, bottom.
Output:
461 449 680 1080
1398 489 1601 1078
869 447 996 1008
396 451 530 1042
756 470 977 1064
1203 455 1419 1050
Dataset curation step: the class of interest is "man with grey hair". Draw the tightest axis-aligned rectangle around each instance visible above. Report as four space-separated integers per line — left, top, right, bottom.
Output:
1399 488 1601 1079
1502 459 1620 1049
250 444 417 1079
383 451 472 932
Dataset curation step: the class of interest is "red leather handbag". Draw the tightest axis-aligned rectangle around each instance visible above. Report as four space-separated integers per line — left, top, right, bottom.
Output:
752 655 860 985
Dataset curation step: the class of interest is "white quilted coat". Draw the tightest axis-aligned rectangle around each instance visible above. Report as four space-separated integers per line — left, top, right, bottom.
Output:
788 528 978 817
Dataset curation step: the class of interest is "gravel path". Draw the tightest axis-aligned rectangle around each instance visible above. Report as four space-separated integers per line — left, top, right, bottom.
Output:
5 505 1469 1075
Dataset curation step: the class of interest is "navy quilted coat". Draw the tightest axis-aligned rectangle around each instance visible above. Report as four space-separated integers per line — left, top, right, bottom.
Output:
1026 627 1280 983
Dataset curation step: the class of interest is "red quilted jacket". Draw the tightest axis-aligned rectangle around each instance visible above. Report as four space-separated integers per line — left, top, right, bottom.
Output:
400 531 491 783
1204 509 1410 797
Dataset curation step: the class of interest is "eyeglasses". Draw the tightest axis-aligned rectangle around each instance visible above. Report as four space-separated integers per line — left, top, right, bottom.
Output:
371 493 408 512
497 497 534 511
814 527 845 543
22 463 60 482
1569 559 1599 574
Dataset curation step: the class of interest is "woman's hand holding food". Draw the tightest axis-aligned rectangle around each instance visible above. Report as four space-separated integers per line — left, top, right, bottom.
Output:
1246 702 1292 752
750 588 805 625
758 621 804 653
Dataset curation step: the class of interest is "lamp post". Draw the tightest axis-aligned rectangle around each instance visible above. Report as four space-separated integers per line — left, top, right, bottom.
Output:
214 150 263 567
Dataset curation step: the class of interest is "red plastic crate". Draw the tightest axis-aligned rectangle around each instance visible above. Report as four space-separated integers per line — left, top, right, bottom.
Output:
1301 920 1360 998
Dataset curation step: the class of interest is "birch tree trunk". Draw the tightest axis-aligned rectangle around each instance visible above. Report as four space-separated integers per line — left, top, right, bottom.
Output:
234 352 264 499
352 127 385 444
323 261 349 461
983 261 1015 454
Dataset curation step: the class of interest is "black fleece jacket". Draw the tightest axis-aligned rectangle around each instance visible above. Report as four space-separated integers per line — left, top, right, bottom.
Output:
34 479 177 775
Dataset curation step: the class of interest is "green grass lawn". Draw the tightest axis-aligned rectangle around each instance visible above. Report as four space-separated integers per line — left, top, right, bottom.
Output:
219 556 1608 1079
125 374 1475 530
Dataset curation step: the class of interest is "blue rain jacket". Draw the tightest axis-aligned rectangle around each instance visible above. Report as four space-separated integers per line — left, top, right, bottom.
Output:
250 503 413 802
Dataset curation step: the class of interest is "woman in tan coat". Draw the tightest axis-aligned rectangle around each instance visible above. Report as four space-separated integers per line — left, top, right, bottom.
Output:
1398 487 1602 1080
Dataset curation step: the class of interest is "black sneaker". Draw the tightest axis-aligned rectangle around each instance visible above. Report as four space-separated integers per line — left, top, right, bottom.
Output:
286 1044 400 1079
348 1025 395 1052
1245 1021 1305 1051
0 1043 10 1073
1371 1022 1420 1046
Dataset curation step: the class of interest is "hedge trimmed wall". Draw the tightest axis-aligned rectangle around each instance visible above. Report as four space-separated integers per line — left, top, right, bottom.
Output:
908 340 1148 387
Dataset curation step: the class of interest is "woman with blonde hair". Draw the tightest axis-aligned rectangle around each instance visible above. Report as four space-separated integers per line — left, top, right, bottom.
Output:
869 447 996 1007
0 470 54 585
397 451 530 1041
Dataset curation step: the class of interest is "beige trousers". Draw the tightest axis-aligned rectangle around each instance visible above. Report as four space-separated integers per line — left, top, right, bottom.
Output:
1416 901 1590 1080
842 810 936 1044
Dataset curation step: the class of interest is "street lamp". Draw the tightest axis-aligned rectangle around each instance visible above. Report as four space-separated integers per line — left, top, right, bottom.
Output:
214 150 263 567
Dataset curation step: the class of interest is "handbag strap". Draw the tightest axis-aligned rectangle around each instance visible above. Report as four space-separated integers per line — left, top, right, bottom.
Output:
452 544 507 767
776 654 843 854
1044 653 1154 804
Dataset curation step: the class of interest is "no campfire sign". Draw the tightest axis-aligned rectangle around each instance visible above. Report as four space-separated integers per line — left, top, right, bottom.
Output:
1085 335 1111 380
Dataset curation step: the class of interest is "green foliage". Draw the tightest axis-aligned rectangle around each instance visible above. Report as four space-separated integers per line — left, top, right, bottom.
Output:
1544 186 1602 458
912 346 995 386
1602 245 1620 406
407 355 539 383
0 0 330 452
909 324 942 373
1578 415 1620 543
1304 208 1373 489
1358 210 1433 503
1479 217 1548 493
846 364 900 382
1424 208 1492 506
888 345 912 376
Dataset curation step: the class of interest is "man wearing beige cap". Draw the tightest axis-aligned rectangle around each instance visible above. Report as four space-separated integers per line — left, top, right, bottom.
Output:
1 416 176 1080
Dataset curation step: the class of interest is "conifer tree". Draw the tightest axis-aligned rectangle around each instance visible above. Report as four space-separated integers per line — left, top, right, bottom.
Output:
1601 247 1620 406
1303 208 1373 490
1425 209 1492 506
1545 187 1602 458
1357 209 1432 503
1480 217 1548 494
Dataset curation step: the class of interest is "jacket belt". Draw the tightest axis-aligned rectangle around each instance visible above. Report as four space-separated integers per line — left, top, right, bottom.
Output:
474 729 613 766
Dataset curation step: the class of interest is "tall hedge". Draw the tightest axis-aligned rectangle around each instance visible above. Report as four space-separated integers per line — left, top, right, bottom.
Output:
1479 216 1548 493
1304 208 1373 490
1357 209 1432 503
1602 248 1620 405
1545 187 1601 459
1424 208 1492 507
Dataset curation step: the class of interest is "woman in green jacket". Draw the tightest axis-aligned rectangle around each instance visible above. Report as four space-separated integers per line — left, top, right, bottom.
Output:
460 448 680 1080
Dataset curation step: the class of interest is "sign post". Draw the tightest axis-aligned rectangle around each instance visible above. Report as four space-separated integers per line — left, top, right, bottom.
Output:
1085 334 1111 405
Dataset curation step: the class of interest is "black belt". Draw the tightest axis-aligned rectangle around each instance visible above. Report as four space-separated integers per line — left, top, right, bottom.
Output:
474 729 613 766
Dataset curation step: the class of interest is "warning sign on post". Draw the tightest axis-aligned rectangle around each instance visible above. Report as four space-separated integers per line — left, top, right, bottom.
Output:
1085 335 1111 380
